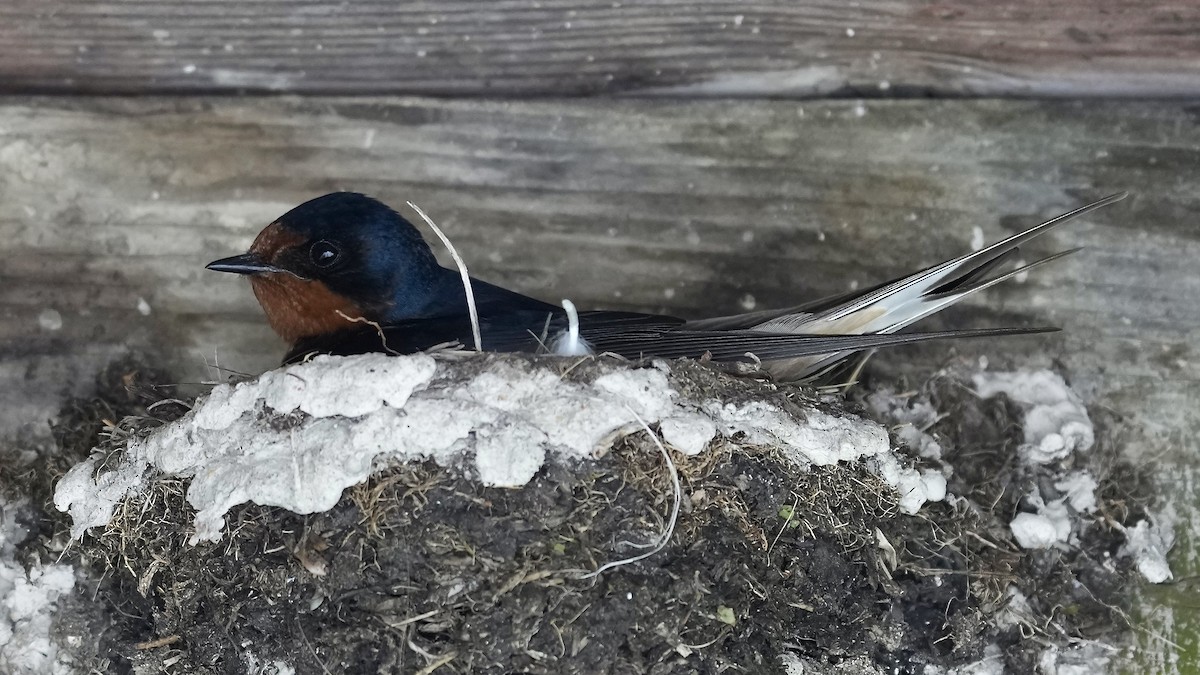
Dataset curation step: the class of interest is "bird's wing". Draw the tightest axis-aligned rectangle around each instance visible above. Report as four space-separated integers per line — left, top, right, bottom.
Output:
283 310 563 364
282 310 686 364
579 319 1058 362
283 308 1057 374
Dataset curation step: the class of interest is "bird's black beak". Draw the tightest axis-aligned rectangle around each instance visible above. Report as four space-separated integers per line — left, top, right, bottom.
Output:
205 253 284 276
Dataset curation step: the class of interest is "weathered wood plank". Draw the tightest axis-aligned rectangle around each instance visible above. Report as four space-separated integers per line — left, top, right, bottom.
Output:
1 1 1199 97
1 96 1196 457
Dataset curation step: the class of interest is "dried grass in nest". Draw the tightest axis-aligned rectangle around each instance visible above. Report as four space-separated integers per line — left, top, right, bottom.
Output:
55 360 1022 614
15 353 1154 674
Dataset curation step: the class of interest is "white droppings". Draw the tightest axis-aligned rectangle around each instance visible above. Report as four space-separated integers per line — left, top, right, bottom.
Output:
182 63 197 74
57 355 924 543
1054 471 1098 513
733 14 744 26
195 353 437 425
739 293 757 311
712 401 889 467
0 497 77 674
866 389 943 459
920 470 947 502
54 444 152 541
151 29 171 41
973 370 1093 464
853 102 867 117
1010 511 1068 549
869 453 947 515
136 297 152 316
659 415 717 456
845 27 856 37
1010 486 1074 550
37 309 62 332
1120 509 1175 583
663 288 676 299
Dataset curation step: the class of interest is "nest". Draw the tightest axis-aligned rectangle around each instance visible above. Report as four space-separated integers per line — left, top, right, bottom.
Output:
4 353 1155 674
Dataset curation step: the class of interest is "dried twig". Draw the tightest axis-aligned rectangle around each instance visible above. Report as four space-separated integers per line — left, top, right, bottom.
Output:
134 635 181 650
334 310 399 356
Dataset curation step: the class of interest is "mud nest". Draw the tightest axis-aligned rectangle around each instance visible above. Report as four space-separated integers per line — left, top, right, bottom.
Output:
4 354 1155 675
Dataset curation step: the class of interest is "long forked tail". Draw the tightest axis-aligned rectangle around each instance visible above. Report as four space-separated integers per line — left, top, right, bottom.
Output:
685 193 1127 334
748 192 1123 336
689 193 1127 382
797 193 1127 334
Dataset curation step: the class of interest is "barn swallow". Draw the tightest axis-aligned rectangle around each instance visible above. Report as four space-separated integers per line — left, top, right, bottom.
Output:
207 192 1126 384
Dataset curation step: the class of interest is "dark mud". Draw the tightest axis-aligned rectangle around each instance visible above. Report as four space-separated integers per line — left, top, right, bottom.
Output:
1 355 1152 674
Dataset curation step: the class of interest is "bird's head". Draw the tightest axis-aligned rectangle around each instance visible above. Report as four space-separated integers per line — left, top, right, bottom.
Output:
206 192 441 344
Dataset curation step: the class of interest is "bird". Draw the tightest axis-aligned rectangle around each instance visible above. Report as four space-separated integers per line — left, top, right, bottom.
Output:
206 191 1126 385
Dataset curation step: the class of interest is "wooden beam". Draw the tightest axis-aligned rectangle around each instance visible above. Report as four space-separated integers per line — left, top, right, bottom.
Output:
1 1 1198 97
1 97 1196 459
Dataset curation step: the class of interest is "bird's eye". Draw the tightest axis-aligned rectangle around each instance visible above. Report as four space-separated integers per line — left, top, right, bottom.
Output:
309 241 340 268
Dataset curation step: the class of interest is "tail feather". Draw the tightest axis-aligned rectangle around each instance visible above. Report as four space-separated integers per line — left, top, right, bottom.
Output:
931 246 1023 295
676 195 1125 382
924 248 1082 303
813 193 1126 325
684 194 1124 336
727 194 1124 383
878 247 1084 334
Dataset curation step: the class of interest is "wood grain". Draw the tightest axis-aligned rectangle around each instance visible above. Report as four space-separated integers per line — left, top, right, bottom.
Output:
1 1 1199 97
0 96 1196 454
